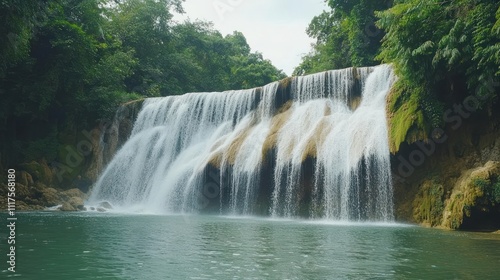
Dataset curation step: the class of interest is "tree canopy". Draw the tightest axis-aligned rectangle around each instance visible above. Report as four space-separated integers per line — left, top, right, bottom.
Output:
297 0 500 151
294 0 391 75
0 0 285 165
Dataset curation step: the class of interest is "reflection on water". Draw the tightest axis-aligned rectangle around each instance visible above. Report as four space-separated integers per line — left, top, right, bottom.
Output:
2 212 499 279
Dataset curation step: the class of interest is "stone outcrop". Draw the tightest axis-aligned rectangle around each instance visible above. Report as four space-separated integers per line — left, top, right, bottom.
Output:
442 161 500 229
0 100 144 212
392 109 500 231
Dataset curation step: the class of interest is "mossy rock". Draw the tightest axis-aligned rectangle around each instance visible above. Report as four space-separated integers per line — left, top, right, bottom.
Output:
68 197 85 210
442 161 500 229
60 202 76 211
413 180 444 226
19 160 53 186
386 81 428 153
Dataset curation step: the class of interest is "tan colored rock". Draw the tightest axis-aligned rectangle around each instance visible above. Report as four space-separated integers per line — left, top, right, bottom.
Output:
20 160 53 185
15 183 30 199
18 171 34 187
34 182 48 190
60 202 76 211
16 200 31 211
68 196 85 210
442 161 500 229
470 161 500 181
262 101 293 158
18 201 44 211
41 188 61 206
413 180 444 227
61 188 86 200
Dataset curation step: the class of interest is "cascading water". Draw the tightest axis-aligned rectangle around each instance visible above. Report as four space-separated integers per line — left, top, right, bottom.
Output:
87 65 395 221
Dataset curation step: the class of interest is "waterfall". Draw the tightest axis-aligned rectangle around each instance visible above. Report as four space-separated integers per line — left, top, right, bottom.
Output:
87 65 395 221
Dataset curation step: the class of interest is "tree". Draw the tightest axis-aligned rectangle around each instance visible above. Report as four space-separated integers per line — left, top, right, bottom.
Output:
105 0 184 96
294 0 391 75
377 0 500 151
0 0 286 166
230 52 286 89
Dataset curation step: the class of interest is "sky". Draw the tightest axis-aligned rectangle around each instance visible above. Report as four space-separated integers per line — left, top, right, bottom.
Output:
173 0 327 76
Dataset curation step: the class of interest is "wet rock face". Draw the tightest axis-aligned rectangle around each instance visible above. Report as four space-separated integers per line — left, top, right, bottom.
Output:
85 99 144 184
0 100 145 212
412 180 445 227
443 161 500 230
392 110 500 231
0 179 89 211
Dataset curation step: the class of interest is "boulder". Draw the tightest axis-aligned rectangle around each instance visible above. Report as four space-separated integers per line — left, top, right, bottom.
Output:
15 183 30 199
20 161 52 185
60 202 76 211
40 188 61 206
18 171 34 187
68 196 85 211
61 188 86 200
442 161 500 229
98 201 113 209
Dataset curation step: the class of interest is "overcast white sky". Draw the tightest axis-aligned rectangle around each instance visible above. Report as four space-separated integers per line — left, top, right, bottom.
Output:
174 0 327 76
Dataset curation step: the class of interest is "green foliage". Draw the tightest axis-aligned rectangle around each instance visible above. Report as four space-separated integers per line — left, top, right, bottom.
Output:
230 52 286 89
22 129 59 163
387 81 428 152
413 181 444 226
493 182 500 204
299 0 500 152
294 0 390 75
0 0 50 76
472 178 489 191
106 2 284 94
474 177 500 205
377 0 500 151
0 0 286 166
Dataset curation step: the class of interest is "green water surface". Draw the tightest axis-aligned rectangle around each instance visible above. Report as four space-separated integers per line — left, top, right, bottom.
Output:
1 212 499 279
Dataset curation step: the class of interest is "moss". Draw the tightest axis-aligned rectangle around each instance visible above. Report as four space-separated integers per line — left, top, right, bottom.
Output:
448 178 486 229
22 129 60 163
493 182 500 204
474 177 500 205
413 180 444 226
387 81 428 153
473 178 490 192
443 162 500 229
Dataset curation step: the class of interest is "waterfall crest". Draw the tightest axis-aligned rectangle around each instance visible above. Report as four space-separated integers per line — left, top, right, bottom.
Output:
88 65 395 221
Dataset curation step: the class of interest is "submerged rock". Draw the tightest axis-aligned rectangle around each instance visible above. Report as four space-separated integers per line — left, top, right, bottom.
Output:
98 201 113 209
